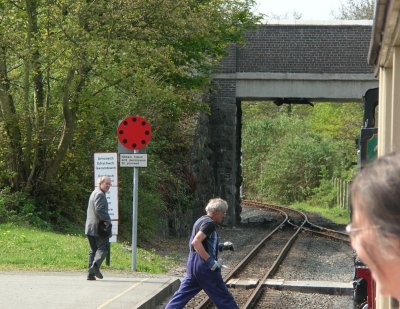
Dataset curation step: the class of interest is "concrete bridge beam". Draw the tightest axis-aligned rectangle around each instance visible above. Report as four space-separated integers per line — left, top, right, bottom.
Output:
213 73 378 101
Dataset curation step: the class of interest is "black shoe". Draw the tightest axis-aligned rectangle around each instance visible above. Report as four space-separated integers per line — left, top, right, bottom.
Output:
87 274 96 281
89 265 103 279
88 266 95 277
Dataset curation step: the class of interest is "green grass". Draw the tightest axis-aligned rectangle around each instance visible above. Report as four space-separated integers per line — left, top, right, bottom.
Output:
290 202 350 225
1 204 349 272
0 223 176 273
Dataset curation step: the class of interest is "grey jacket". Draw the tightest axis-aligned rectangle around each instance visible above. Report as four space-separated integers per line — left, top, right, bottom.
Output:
85 188 111 236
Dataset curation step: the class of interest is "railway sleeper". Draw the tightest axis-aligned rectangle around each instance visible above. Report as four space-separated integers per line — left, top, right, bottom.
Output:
226 278 353 296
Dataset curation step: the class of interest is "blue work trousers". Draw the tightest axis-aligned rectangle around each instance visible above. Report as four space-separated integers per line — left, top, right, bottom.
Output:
165 253 238 309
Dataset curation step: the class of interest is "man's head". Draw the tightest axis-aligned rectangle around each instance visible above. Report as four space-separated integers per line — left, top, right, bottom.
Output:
205 198 228 224
350 151 400 299
98 176 112 193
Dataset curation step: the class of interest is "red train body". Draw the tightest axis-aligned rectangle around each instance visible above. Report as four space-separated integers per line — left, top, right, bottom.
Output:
354 257 375 309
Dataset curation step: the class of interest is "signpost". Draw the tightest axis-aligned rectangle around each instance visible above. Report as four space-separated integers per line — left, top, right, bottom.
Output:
117 115 152 270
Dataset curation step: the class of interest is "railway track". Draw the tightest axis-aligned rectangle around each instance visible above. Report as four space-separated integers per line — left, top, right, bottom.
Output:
184 200 350 309
243 200 350 243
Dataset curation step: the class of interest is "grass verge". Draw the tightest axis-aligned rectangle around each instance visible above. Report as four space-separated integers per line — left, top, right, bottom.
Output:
290 203 350 225
0 223 176 273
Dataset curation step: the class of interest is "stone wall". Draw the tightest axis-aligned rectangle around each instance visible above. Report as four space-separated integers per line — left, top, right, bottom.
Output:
191 81 242 226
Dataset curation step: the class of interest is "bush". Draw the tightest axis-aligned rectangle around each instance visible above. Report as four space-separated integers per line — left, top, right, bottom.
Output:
259 133 338 204
308 178 338 208
242 102 361 206
0 188 49 229
117 153 192 243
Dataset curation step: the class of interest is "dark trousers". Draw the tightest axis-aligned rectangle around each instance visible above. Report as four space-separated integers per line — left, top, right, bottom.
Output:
87 235 109 269
165 253 238 309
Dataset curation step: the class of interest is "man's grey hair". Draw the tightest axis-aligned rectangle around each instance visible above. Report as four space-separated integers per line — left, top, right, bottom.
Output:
97 176 111 186
351 151 400 258
205 197 228 214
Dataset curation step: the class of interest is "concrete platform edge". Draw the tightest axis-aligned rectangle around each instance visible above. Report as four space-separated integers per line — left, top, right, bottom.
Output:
137 277 181 309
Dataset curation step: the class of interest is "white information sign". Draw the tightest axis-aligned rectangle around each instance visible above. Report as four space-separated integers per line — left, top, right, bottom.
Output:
104 186 119 220
94 153 118 184
120 153 148 167
94 153 118 242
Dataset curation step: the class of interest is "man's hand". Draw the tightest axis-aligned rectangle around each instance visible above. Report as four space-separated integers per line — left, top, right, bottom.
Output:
206 258 222 271
222 241 234 251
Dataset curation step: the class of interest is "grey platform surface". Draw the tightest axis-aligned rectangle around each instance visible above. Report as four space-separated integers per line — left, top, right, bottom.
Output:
0 271 180 309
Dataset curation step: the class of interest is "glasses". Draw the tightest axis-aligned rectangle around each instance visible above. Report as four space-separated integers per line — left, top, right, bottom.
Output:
346 223 380 238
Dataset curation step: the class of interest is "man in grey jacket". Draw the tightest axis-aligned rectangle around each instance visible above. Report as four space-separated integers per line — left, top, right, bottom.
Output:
85 176 112 280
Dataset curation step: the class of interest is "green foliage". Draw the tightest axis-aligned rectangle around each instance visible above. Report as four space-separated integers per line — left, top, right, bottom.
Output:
0 0 260 235
0 188 49 229
306 103 363 142
308 178 338 208
242 102 362 206
117 153 193 243
259 131 338 203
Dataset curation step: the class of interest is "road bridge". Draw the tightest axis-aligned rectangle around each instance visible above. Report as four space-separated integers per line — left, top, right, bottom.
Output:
192 21 378 226
214 20 376 101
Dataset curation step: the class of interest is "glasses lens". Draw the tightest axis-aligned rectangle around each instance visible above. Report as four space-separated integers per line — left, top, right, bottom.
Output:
346 224 380 238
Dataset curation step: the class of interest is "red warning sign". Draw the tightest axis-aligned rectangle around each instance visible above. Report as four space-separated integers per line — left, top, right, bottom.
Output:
117 116 152 150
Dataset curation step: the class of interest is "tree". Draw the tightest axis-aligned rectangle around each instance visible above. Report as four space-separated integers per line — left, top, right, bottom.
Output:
0 0 259 202
334 0 376 19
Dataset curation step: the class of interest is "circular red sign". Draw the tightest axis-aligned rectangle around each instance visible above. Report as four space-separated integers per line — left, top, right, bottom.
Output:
117 116 152 150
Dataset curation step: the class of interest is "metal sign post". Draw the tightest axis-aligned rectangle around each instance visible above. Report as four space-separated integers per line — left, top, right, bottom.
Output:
131 149 139 270
117 115 152 271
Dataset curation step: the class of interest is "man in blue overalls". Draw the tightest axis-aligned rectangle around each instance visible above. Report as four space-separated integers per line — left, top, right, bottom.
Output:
165 198 238 309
